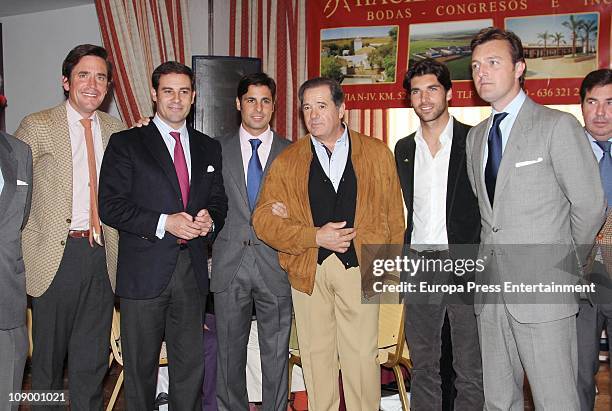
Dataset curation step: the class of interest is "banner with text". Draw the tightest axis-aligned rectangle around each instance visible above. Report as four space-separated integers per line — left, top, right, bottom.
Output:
307 0 611 109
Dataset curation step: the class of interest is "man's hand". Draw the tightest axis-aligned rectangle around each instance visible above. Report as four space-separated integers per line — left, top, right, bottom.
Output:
271 202 288 219
316 221 356 253
165 212 201 240
132 117 151 128
194 209 214 236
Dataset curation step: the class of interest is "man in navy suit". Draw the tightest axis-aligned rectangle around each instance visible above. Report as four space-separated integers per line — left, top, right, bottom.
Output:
99 61 227 411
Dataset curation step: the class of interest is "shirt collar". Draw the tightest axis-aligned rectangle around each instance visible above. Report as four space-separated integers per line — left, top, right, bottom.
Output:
153 114 188 138
310 123 348 149
586 129 612 143
492 89 526 118
66 100 99 126
415 115 454 147
239 124 273 145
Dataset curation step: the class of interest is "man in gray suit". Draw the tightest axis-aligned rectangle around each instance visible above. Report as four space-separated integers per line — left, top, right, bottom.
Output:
0 131 32 410
466 27 605 409
211 72 292 411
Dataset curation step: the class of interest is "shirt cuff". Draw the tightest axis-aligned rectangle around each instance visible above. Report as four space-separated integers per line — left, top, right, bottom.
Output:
156 214 168 239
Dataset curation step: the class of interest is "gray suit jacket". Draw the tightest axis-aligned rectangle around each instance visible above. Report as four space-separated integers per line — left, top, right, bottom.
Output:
211 131 291 296
0 132 32 330
466 96 606 323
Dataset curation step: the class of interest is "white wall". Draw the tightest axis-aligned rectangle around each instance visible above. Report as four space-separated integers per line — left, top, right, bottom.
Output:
0 0 229 134
0 4 120 134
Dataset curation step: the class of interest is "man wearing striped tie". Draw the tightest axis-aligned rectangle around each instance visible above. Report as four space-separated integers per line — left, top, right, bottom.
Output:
576 68 612 411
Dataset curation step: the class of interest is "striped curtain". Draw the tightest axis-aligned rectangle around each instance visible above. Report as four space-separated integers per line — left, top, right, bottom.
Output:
95 0 191 127
228 0 388 142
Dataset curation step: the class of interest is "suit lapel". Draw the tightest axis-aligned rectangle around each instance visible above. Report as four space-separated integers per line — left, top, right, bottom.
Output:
0 134 17 219
187 127 206 210
50 104 73 203
142 123 182 199
447 121 466 221
256 132 285 205
99 112 113 149
493 99 532 203
399 136 416 226
473 120 492 215
225 133 249 209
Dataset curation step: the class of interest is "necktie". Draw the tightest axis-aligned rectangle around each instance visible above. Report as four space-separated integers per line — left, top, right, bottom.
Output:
484 112 509 206
170 131 189 209
247 139 263 211
596 140 612 207
79 118 104 247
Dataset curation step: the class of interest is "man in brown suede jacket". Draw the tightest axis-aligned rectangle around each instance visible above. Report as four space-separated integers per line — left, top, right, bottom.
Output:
253 77 404 411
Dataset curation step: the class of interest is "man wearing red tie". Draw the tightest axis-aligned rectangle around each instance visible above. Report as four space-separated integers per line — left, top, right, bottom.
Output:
99 61 227 410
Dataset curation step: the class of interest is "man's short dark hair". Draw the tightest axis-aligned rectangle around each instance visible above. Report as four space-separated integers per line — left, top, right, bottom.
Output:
62 44 112 97
470 27 526 87
151 61 195 91
580 69 612 103
237 72 276 101
403 58 452 92
298 77 344 108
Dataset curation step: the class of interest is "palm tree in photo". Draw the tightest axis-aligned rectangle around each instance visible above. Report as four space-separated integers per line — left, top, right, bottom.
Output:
562 15 584 57
579 19 598 54
537 30 553 57
552 32 565 56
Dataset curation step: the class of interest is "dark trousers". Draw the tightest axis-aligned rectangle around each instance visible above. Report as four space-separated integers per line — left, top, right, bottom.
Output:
404 303 483 411
31 237 113 411
121 249 204 411
203 312 218 411
577 301 612 411
215 248 292 411
0 325 28 411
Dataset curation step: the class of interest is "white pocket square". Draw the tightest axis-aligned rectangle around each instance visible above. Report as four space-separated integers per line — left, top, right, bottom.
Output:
16 179 28 186
206 165 215 172
515 157 543 168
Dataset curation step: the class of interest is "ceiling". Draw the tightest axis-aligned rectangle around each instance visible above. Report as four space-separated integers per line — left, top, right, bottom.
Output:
0 0 94 18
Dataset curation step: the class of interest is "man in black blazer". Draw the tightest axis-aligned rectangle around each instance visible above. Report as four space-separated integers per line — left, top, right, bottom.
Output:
99 61 227 411
394 59 483 410
212 72 292 411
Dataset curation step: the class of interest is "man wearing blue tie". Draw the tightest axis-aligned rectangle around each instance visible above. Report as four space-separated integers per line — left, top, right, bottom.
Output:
576 68 612 411
211 73 292 411
466 27 605 409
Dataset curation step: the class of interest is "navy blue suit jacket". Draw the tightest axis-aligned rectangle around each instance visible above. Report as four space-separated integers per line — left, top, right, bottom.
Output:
99 122 227 299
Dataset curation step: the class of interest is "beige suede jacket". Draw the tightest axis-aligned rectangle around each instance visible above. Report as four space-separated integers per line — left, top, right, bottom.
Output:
253 129 405 295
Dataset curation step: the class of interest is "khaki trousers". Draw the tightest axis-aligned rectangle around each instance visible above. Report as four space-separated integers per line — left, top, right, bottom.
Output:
292 254 380 411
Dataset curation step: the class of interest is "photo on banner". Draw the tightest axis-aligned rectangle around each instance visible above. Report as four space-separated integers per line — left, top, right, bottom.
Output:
308 0 611 109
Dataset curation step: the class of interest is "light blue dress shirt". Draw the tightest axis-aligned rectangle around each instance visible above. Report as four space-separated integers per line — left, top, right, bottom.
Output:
310 125 349 192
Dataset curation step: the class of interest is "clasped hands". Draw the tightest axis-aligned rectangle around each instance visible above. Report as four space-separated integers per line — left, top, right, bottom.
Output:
165 209 213 240
271 202 356 253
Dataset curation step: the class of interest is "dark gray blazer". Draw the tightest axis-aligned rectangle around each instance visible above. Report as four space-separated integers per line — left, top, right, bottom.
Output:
211 131 291 296
0 132 32 330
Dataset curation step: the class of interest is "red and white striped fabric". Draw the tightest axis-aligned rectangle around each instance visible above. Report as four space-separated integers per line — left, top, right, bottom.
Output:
229 0 387 143
95 0 192 127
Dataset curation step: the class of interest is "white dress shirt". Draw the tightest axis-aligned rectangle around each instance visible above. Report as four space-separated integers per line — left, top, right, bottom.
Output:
411 116 454 250
310 124 349 192
239 124 273 184
66 100 105 230
153 114 191 239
